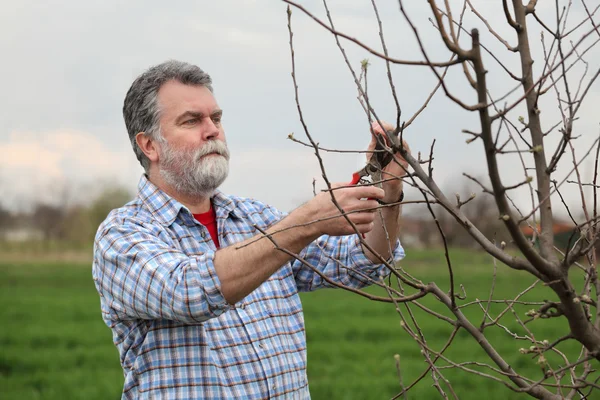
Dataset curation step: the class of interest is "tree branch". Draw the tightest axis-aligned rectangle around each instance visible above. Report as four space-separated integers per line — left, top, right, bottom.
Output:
283 0 465 67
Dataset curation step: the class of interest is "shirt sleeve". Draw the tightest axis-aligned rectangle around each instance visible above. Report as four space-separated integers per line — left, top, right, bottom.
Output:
92 218 232 323
292 234 406 292
253 201 406 293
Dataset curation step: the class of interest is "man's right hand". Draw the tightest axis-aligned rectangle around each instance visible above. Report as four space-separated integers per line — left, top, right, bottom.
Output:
299 184 385 237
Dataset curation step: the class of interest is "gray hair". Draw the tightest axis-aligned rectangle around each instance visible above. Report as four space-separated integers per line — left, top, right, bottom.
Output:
123 60 214 172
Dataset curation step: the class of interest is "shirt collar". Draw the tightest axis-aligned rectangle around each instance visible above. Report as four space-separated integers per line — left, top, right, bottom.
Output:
137 175 240 226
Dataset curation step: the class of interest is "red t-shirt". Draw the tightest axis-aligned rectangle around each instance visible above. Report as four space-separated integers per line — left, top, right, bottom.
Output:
193 206 220 249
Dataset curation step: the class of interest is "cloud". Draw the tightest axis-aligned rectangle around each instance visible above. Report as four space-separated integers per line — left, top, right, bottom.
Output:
0 130 136 177
1 135 64 179
0 130 142 208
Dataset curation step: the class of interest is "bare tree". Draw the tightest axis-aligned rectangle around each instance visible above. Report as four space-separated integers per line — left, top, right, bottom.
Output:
271 1 600 398
0 174 12 238
0 205 12 239
57 185 133 244
86 185 132 234
32 203 66 241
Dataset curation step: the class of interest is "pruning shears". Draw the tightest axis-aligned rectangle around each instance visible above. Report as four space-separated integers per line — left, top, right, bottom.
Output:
350 132 395 187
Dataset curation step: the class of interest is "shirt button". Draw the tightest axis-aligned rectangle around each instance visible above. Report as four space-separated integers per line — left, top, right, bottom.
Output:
258 343 264 349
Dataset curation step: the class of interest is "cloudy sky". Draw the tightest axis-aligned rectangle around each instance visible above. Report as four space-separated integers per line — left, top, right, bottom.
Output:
1 0 599 219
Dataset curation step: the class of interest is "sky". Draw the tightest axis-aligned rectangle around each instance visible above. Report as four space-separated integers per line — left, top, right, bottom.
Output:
1 0 599 220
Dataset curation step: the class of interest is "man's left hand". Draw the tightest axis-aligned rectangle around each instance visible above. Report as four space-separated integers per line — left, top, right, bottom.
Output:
367 120 410 204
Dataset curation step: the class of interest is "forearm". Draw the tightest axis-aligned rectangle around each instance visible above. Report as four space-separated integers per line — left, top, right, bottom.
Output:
214 204 319 304
362 203 402 263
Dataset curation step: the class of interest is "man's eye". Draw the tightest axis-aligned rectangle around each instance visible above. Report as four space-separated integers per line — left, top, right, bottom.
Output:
183 119 197 125
212 117 222 124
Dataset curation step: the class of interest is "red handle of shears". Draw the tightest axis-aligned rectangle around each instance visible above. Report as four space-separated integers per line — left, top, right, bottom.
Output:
350 172 371 239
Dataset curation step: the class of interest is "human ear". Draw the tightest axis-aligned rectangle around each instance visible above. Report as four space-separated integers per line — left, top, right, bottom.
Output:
135 132 160 163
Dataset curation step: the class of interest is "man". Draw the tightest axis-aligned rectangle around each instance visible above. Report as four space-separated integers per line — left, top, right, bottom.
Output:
93 60 407 399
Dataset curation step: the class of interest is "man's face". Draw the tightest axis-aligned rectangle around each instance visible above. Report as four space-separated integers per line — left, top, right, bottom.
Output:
155 81 230 197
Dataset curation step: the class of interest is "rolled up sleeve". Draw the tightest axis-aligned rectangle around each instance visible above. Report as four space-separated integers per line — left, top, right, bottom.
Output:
93 220 232 324
348 235 406 276
292 234 406 292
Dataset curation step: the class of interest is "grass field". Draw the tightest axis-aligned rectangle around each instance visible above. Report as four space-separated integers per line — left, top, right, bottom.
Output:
0 248 597 399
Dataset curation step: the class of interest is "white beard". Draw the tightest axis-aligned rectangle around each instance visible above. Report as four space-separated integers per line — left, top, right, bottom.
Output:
158 139 230 198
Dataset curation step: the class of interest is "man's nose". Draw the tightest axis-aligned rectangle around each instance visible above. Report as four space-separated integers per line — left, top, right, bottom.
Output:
201 118 220 141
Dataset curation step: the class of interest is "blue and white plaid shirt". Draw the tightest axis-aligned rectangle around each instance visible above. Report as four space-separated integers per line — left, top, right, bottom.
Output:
93 175 405 399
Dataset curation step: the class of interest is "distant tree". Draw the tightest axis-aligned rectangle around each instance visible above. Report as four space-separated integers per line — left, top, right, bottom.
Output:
32 203 66 241
87 186 133 232
58 185 133 244
0 205 12 237
413 179 512 248
0 175 10 237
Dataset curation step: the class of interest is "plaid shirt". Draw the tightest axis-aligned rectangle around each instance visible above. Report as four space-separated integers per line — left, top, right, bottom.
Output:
93 175 405 399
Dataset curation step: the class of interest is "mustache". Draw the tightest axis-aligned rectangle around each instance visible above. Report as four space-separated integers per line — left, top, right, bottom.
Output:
195 140 230 160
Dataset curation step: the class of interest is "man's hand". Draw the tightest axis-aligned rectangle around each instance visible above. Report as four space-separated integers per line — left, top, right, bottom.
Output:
368 120 410 203
301 184 385 236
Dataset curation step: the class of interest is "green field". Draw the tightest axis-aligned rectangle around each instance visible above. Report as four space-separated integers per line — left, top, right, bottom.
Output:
1 249 597 399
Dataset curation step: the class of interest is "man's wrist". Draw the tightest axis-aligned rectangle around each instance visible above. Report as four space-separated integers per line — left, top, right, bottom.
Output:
380 181 404 205
288 202 322 240
377 190 404 206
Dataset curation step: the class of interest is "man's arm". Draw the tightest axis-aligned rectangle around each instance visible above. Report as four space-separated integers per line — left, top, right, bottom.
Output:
218 122 410 301
213 184 385 304
363 187 403 263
